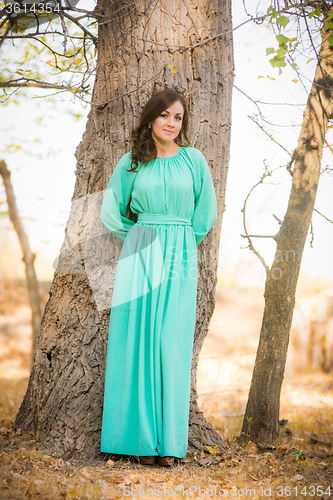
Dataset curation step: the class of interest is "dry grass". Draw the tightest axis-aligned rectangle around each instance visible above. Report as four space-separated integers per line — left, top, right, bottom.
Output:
1 280 333 499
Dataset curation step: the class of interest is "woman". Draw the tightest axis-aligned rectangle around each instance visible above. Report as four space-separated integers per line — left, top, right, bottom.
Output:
100 89 217 467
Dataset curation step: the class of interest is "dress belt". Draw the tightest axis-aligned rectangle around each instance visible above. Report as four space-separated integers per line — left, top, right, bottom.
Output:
137 213 192 226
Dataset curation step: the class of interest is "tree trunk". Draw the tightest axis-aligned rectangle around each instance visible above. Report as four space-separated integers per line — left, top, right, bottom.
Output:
0 160 42 365
15 0 234 459
240 26 333 444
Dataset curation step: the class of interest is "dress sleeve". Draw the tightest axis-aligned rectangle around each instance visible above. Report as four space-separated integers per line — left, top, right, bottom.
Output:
100 152 136 244
191 151 218 246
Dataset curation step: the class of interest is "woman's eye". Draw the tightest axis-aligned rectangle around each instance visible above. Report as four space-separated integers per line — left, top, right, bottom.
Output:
160 114 167 118
176 116 182 121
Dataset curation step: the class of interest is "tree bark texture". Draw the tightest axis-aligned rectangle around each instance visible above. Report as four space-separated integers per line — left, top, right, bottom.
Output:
15 0 234 458
240 26 333 444
0 160 42 364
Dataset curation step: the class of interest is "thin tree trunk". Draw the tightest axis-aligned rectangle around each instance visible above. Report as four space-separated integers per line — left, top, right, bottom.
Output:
15 0 234 458
240 26 333 444
0 160 42 364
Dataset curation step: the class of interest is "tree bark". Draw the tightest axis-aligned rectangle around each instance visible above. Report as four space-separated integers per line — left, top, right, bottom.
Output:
15 0 234 458
0 160 42 364
240 25 333 444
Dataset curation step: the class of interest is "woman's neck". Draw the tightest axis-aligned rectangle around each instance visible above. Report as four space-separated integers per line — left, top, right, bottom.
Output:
155 141 180 158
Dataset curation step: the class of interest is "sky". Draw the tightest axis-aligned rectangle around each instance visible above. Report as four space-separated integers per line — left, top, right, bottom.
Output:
0 0 332 289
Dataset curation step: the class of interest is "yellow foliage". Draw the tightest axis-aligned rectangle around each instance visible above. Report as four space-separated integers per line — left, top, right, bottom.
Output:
168 64 177 74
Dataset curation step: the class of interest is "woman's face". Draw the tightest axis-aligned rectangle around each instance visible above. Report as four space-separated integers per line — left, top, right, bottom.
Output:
151 100 184 145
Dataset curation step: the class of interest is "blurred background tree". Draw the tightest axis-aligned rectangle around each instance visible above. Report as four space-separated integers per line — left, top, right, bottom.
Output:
239 0 333 444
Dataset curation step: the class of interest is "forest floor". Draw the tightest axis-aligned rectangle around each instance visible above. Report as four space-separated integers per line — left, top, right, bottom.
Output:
1 279 333 499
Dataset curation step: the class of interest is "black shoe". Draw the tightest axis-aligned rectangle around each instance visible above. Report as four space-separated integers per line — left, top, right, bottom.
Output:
139 456 156 465
157 456 175 467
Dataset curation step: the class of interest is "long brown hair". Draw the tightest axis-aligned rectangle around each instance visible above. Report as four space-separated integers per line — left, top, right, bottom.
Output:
127 89 190 172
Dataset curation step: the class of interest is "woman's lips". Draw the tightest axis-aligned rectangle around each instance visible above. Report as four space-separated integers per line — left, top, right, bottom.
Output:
163 129 173 134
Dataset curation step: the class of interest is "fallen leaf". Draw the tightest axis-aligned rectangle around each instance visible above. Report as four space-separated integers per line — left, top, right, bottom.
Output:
25 481 39 497
52 458 66 470
68 491 78 499
129 473 140 483
34 480 45 486
292 474 304 482
139 476 148 486
247 441 258 454
277 445 289 454
0 427 11 434
81 467 91 479
199 455 218 466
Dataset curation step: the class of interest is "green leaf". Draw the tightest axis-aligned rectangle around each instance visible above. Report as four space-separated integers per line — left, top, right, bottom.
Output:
327 35 333 46
270 56 286 68
276 47 286 58
325 22 333 30
277 16 289 28
266 48 275 55
291 62 297 71
276 34 289 45
328 11 333 20
267 6 277 19
309 8 321 19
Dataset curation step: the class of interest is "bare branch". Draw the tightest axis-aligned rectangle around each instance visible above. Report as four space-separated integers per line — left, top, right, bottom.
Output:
301 2 328 89
240 169 274 274
0 13 12 47
61 11 97 45
0 77 73 91
56 0 69 55
234 84 304 128
3 31 93 41
286 150 297 177
310 220 314 248
272 214 283 225
248 115 292 156
314 208 333 224
59 5 99 19
325 139 333 155
240 234 276 239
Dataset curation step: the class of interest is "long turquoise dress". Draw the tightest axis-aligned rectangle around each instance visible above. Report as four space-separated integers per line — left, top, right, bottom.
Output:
100 146 217 458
